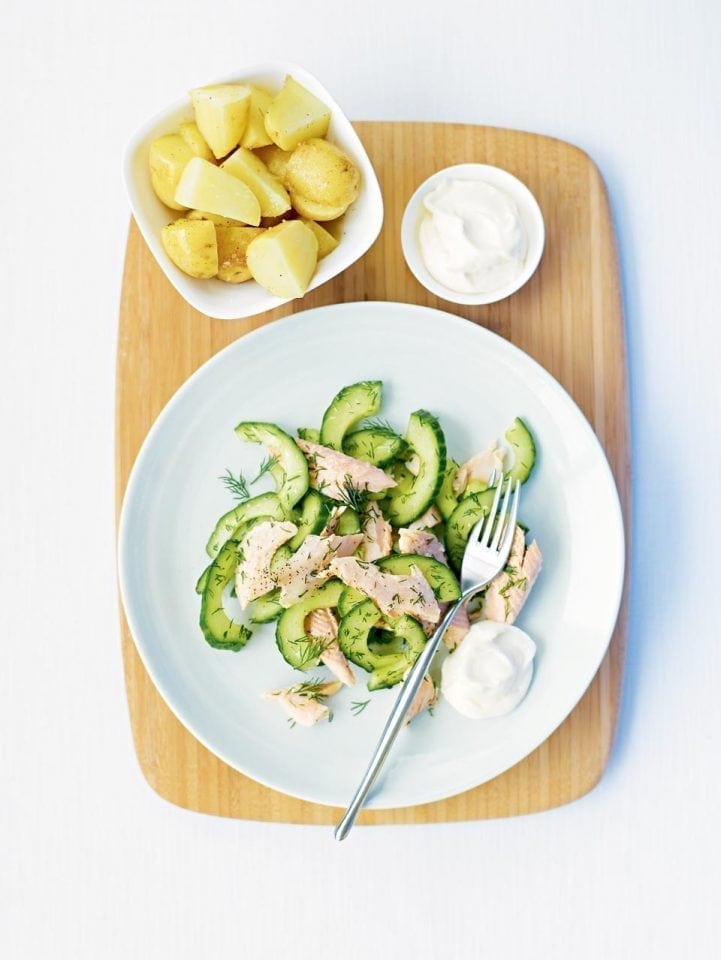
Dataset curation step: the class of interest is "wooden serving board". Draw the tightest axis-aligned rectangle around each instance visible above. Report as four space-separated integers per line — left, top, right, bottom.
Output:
116 121 629 824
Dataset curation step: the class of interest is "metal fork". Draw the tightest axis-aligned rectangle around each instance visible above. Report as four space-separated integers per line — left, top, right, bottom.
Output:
334 473 521 841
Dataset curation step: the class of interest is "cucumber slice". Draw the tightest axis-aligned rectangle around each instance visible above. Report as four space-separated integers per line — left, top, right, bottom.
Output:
206 491 285 558
195 565 210 594
342 426 409 466
505 417 536 483
249 589 283 623
338 585 367 618
234 421 309 513
377 554 461 602
435 458 459 520
297 426 320 442
445 488 497 570
336 507 361 535
337 599 387 671
388 462 414 493
288 490 331 550
270 544 293 571
199 539 253 651
319 381 382 450
367 658 408 691
275 579 345 671
384 410 447 526
247 543 292 621
391 615 427 657
464 479 491 497
368 617 426 690
337 601 427 690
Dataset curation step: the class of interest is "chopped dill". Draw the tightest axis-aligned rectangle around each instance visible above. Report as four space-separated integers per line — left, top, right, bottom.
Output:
351 699 371 716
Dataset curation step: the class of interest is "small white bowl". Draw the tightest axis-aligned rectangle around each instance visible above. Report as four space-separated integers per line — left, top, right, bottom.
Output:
123 62 383 320
401 163 545 306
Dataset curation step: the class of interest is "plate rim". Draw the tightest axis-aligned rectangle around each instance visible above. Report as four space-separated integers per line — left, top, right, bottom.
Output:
117 300 626 809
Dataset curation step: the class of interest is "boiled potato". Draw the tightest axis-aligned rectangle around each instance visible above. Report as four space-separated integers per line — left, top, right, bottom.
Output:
179 121 214 161
301 219 339 259
148 134 195 210
150 74 361 289
285 138 360 220
264 76 331 151
175 158 261 225
215 225 264 283
253 144 292 181
289 195 348 222
186 209 246 226
161 218 218 278
191 84 251 159
240 86 274 149
246 220 318 298
221 147 291 218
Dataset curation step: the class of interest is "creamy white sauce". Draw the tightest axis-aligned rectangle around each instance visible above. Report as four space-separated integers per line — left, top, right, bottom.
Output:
419 178 527 294
441 619 536 718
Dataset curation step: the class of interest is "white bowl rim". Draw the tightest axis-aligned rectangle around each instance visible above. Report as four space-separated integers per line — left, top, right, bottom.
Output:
401 162 545 306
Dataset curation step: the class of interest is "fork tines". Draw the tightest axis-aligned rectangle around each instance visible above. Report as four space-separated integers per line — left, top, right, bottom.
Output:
477 473 520 551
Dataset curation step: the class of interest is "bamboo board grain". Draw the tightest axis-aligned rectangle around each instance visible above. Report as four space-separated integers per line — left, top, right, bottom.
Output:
116 121 629 824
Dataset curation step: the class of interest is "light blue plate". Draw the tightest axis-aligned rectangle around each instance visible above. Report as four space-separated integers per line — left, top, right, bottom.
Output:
118 301 624 809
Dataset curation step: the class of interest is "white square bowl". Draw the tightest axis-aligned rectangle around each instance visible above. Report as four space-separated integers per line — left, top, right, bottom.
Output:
123 62 384 320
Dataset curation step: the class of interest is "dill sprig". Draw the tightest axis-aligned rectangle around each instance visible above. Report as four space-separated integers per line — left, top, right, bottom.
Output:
288 675 336 702
251 454 279 485
336 475 369 512
219 468 250 501
290 636 327 669
350 699 370 717
363 417 396 433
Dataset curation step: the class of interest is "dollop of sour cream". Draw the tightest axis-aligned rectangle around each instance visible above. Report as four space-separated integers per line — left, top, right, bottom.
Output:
441 620 536 719
419 178 527 294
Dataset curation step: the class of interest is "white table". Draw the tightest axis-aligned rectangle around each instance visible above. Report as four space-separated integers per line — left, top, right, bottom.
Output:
2 1 720 956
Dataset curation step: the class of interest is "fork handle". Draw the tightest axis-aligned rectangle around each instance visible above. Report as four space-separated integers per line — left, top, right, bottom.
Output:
334 594 472 841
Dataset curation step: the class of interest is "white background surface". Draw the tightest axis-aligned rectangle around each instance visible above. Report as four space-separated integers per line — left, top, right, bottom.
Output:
2 0 719 957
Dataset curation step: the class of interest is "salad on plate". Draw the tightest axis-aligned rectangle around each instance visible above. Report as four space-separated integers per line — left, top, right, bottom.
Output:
196 380 542 728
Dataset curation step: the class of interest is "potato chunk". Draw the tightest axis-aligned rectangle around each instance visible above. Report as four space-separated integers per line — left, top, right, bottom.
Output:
175 157 261 225
179 121 214 161
290 195 348 222
301 220 339 259
253 144 292 181
148 134 195 210
246 220 318 298
161 218 218 278
264 76 331 151
221 147 291 218
191 84 251 159
215 225 263 283
286 139 360 219
240 86 274 149
186 209 246 226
